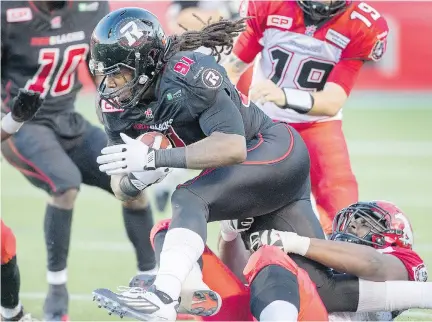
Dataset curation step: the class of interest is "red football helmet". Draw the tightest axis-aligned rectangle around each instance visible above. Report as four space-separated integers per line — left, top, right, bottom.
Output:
331 200 414 249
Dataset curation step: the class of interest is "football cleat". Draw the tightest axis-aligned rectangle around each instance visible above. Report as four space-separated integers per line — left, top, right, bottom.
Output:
93 285 179 321
43 284 69 322
129 274 221 317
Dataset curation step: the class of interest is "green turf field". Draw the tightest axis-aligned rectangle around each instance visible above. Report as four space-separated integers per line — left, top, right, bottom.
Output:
2 92 432 321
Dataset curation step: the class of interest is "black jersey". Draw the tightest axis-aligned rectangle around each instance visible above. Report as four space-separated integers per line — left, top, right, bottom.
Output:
99 51 273 146
1 1 109 116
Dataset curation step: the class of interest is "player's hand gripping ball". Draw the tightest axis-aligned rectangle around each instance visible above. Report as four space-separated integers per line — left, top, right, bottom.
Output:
10 89 44 122
97 132 172 180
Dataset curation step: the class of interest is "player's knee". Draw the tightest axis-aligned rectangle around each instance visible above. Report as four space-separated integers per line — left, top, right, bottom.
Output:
249 265 300 319
122 191 149 209
170 188 208 238
50 188 79 209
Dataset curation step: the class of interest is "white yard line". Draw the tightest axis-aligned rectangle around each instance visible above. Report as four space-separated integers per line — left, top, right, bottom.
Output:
348 141 432 157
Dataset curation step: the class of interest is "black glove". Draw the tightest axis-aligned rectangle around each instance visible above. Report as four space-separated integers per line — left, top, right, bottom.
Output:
10 89 44 123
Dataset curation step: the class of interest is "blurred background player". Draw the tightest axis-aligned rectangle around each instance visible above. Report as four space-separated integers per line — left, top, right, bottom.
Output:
224 0 389 234
1 89 43 321
1 2 157 320
152 0 242 212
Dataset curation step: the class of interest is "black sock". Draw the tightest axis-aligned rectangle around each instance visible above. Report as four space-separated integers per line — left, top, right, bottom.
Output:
153 229 203 270
122 206 156 271
1 256 20 309
44 205 73 273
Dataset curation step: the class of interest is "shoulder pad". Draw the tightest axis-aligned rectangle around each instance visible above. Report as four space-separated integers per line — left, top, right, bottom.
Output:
164 51 228 115
342 2 389 61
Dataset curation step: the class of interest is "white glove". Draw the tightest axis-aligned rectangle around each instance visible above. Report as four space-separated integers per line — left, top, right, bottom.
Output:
220 218 254 242
97 133 150 175
250 230 310 256
130 168 172 191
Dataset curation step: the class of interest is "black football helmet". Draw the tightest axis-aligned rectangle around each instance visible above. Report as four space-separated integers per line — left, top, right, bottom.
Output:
297 1 350 21
330 200 414 249
90 7 168 109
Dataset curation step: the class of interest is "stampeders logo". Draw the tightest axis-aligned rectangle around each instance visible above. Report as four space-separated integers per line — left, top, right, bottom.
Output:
413 264 428 282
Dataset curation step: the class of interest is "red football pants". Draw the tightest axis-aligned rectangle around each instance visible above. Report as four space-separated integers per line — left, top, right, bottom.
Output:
290 120 358 234
1 220 17 265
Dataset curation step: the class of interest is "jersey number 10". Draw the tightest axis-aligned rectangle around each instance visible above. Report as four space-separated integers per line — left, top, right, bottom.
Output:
25 44 89 98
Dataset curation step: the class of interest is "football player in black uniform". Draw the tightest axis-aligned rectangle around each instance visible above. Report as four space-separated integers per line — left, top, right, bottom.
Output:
1 2 157 320
89 7 329 321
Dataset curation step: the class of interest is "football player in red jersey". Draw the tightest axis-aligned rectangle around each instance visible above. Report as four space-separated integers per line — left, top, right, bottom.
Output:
225 0 389 233
1 89 42 321
236 200 431 320
133 201 431 321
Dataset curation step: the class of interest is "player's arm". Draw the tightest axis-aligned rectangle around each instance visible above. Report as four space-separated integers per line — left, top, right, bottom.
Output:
250 59 363 117
1 90 43 142
224 54 253 86
268 231 408 281
224 1 264 85
154 90 247 169
304 238 408 281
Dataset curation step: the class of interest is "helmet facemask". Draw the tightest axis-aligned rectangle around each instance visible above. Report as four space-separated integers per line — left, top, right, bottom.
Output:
330 204 391 248
90 49 164 109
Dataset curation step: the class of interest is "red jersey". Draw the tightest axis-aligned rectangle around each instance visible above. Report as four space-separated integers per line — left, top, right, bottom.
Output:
233 1 388 123
377 246 428 282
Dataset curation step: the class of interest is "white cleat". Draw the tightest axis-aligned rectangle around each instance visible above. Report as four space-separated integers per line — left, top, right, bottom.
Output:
129 274 222 317
93 285 179 321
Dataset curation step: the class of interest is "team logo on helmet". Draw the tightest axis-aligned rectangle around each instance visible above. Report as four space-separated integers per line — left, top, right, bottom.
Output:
116 18 149 49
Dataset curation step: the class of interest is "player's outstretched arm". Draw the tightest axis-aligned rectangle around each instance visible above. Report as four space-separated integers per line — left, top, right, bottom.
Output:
250 80 349 116
252 230 408 281
1 89 43 142
224 54 250 86
304 237 408 281
262 230 408 281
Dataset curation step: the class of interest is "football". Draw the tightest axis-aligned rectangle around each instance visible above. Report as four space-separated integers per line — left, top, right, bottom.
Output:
137 131 172 150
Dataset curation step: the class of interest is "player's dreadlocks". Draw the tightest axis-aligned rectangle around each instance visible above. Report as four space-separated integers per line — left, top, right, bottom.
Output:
164 15 248 62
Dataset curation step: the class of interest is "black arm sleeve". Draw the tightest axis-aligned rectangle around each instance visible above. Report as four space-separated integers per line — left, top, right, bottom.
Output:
198 90 245 137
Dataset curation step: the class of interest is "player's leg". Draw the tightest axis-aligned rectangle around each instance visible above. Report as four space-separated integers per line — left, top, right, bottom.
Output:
1 123 82 321
248 199 362 313
245 245 328 321
67 123 157 274
131 219 251 320
153 123 310 294
294 121 358 234
92 123 311 320
1 220 24 321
